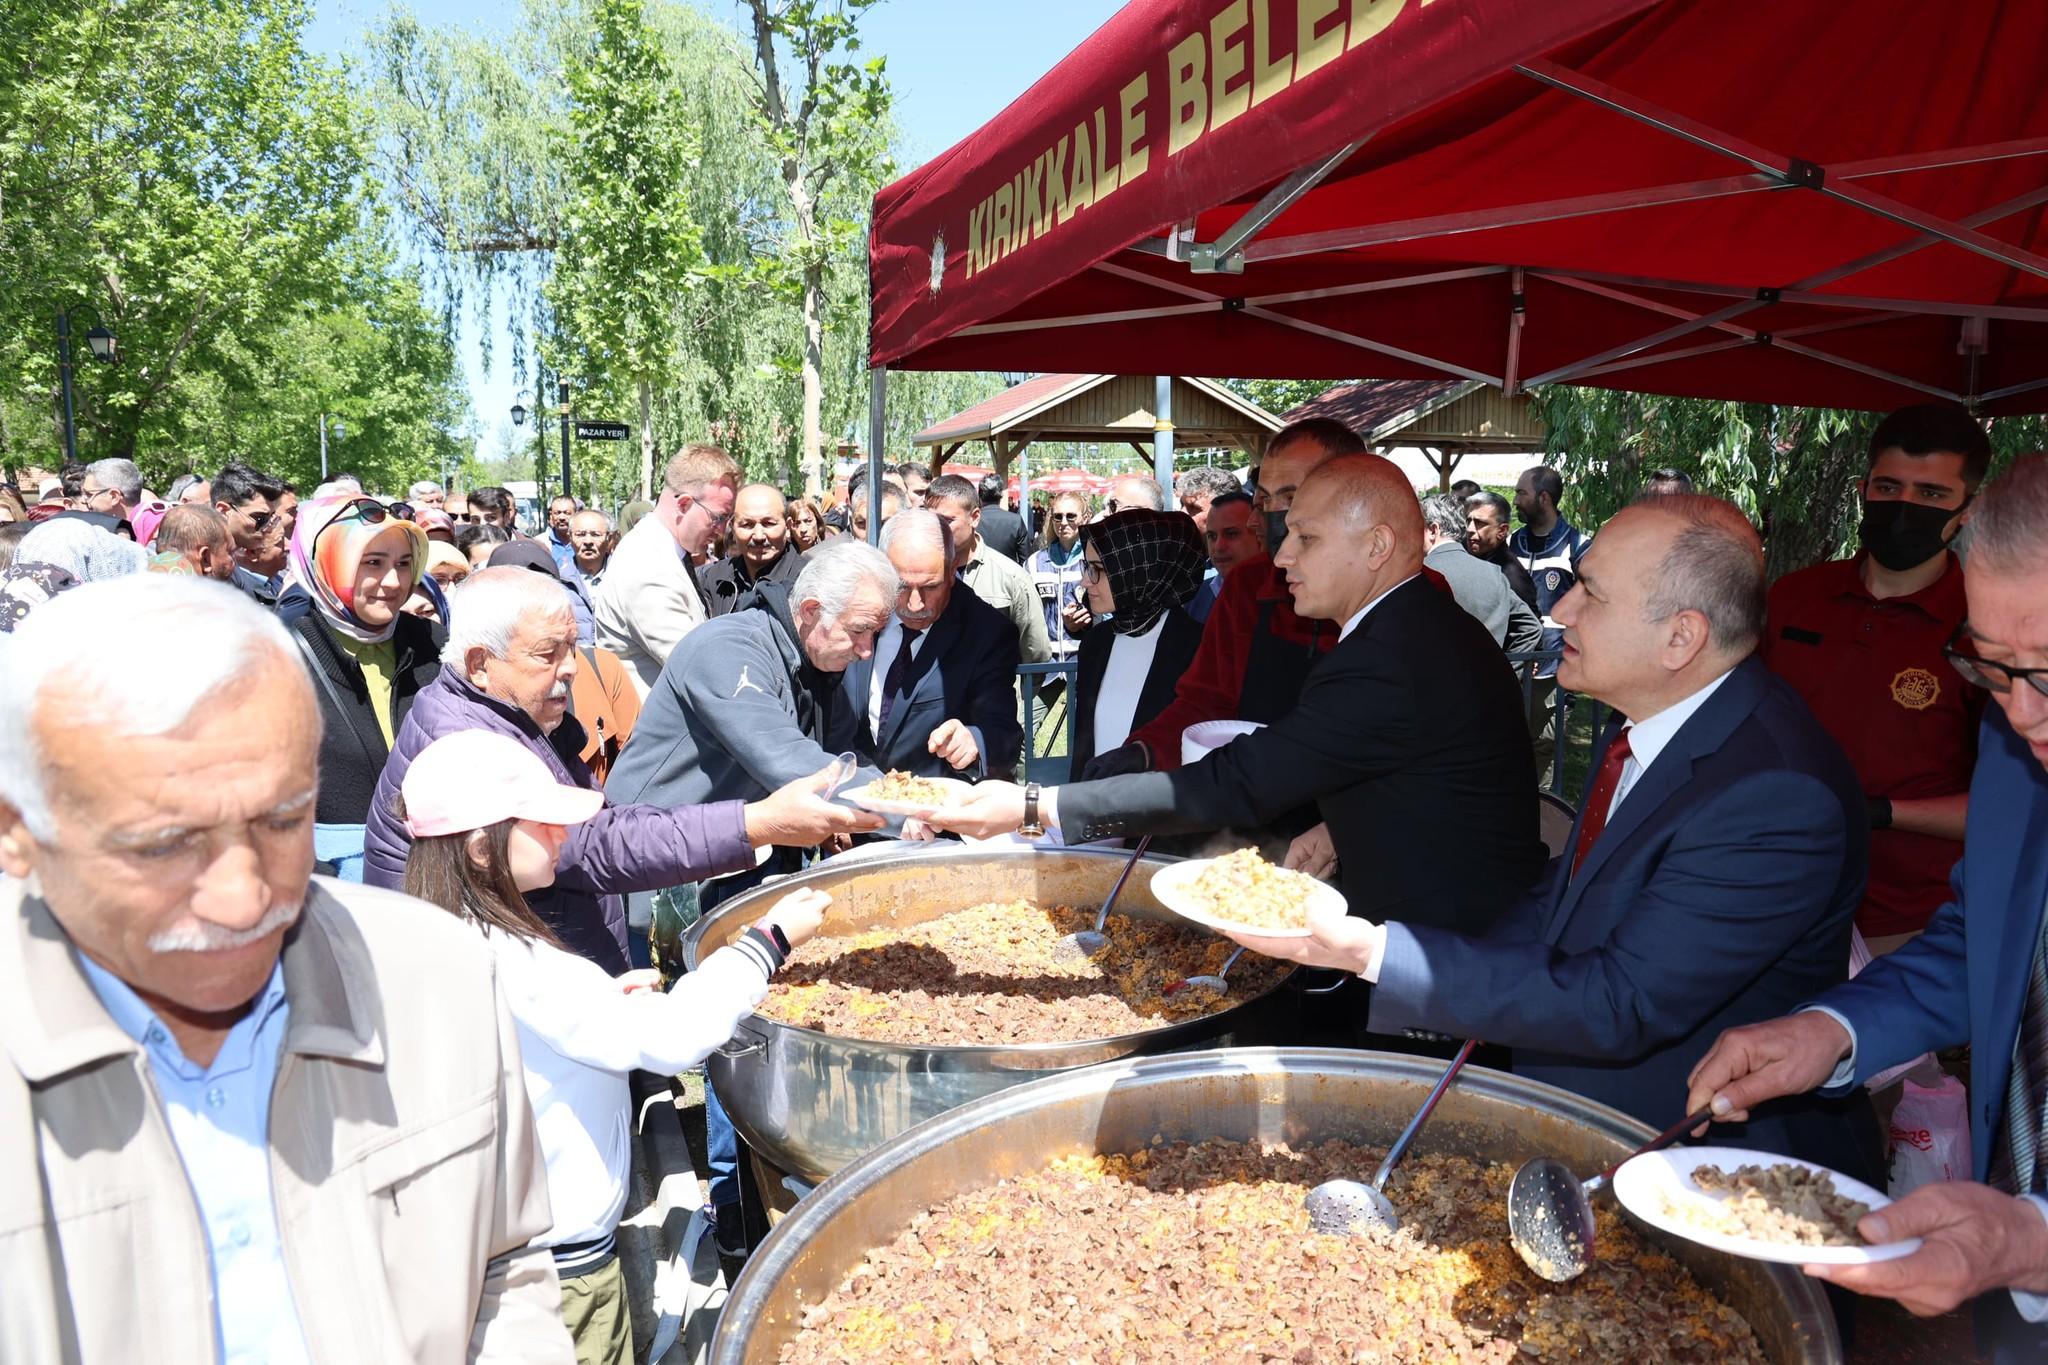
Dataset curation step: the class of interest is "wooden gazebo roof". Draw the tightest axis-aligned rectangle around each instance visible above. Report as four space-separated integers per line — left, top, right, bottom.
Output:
913 373 1281 472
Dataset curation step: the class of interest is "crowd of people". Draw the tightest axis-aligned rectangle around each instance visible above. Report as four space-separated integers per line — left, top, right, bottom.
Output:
5 399 2048 1361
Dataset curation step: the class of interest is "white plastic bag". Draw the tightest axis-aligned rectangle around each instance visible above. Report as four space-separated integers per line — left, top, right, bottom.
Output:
1887 1073 1970 1199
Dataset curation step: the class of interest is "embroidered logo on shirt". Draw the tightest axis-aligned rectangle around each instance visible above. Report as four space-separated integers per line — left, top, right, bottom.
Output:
1890 666 1940 711
732 666 766 698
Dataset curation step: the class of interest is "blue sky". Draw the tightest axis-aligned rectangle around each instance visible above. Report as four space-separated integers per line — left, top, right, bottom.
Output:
306 0 1125 460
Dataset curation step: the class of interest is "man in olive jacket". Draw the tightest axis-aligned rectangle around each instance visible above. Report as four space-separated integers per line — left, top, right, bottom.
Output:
0 575 573 1364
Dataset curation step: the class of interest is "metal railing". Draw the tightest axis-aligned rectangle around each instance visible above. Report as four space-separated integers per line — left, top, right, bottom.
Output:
1012 649 1606 808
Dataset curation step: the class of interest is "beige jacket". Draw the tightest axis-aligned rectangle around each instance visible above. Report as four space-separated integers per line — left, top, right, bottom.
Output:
591 515 708 696
0 877 574 1365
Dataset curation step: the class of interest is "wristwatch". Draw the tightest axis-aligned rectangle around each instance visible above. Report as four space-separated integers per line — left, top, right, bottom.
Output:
1020 782 1045 838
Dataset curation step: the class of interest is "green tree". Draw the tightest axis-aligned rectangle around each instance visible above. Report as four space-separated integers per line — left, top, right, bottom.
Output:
742 0 892 497
1529 387 2048 580
1 0 462 488
546 0 705 499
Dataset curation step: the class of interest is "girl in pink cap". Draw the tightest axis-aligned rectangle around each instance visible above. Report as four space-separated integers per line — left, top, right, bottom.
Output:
399 729 828 1365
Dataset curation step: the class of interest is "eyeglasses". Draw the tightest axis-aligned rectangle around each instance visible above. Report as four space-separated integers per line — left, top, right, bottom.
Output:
1945 633 2048 698
454 512 480 524
1081 560 1106 583
311 497 392 559
1050 512 1082 523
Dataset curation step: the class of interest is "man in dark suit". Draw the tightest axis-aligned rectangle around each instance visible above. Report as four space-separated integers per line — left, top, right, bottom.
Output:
975 473 1030 564
929 454 1545 939
844 508 1023 780
1220 494 1878 1180
1687 454 2048 1357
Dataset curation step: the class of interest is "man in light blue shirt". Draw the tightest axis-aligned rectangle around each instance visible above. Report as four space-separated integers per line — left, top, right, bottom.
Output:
78 957 310 1365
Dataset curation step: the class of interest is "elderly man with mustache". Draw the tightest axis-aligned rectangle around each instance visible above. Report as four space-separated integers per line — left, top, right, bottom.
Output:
360 567 880 974
0 573 577 1362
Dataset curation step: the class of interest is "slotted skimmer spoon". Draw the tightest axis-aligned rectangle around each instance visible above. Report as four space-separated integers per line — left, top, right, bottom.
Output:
1164 945 1247 997
1507 1104 1713 1282
1305 1038 1479 1236
1052 836 1151 963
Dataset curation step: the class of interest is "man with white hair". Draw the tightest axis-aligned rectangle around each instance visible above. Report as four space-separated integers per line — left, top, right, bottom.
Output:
0 574 576 1362
604 539 908 1252
78 457 143 523
408 478 446 509
1420 492 1542 652
361 566 880 973
840 508 1022 780
591 443 741 694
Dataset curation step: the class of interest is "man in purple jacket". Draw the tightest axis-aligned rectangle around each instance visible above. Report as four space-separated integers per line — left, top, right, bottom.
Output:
363 567 878 971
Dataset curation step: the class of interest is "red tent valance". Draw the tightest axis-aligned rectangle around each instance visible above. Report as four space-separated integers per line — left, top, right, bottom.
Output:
870 0 2048 414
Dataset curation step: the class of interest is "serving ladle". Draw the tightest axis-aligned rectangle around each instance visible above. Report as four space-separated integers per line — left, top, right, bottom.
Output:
1304 1038 1478 1236
1052 836 1151 963
1165 945 1248 997
1506 1105 1712 1282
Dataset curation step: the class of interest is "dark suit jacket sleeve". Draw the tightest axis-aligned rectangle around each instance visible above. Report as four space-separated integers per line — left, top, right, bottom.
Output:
1813 851 1973 1089
1057 637 1411 841
963 609 1024 777
1369 771 1850 1059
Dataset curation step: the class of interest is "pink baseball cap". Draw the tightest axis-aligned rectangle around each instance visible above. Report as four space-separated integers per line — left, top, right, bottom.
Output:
402 730 605 838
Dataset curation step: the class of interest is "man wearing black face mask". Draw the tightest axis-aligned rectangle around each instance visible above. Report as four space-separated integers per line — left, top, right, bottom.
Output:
1078 419 1360 779
1764 402 1989 955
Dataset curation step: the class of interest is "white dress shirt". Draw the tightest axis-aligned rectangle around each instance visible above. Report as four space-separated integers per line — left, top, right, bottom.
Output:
1338 573 1420 641
1093 614 1167 754
867 617 931 737
1602 667 1735 818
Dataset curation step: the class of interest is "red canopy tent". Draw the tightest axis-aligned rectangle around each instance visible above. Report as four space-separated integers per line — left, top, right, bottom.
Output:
867 0 2048 444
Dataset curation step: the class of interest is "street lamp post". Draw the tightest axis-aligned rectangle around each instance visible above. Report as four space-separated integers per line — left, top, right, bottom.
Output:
558 381 572 504
55 308 118 465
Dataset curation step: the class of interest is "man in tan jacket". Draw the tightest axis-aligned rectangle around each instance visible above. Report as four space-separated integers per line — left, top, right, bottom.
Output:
591 443 740 696
0 574 573 1364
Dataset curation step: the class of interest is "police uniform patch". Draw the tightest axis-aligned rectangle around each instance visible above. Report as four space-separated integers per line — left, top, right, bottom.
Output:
1544 569 1562 592
1890 666 1940 711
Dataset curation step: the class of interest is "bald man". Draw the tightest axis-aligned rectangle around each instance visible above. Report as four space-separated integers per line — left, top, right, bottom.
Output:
932 453 1545 945
702 483 805 618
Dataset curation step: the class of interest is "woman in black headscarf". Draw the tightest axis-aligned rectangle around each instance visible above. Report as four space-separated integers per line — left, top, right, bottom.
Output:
1069 507 1209 773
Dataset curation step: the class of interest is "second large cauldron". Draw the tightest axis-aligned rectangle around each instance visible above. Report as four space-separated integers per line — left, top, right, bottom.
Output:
682 844 1292 1184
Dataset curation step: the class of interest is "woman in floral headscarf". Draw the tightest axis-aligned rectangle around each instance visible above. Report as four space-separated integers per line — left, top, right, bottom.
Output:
276 494 443 880
1069 507 1210 773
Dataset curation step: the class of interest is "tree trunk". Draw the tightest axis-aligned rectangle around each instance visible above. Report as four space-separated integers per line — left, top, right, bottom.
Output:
801 259 826 499
638 378 654 501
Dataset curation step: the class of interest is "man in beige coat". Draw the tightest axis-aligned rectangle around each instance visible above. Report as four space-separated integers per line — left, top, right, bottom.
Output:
0 574 573 1364
591 443 741 695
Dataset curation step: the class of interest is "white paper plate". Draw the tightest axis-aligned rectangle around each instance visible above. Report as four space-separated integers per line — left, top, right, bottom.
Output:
1180 719 1266 766
841 776 973 817
1612 1147 1919 1266
1147 856 1344 938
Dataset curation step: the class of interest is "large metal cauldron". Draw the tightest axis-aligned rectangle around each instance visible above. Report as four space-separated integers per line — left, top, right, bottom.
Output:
682 845 1292 1184
712 1048 1839 1365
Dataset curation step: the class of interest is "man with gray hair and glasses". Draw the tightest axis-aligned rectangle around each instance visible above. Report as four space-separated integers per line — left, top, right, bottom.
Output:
1689 454 2048 1356
78 457 143 523
605 538 916 1252
0 574 578 1361
1221 492 1881 1194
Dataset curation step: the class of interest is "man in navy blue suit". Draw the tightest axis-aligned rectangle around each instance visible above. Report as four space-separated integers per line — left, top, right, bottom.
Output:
1224 493 1876 1179
844 508 1023 781
1689 454 2048 1355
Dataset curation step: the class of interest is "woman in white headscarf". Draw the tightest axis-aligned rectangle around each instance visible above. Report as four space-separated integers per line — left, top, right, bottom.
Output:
17 517 149 583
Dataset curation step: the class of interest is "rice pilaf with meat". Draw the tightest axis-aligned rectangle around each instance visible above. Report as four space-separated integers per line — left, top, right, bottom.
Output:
1187 847 1320 931
778 1138 1769 1364
755 899 1287 1045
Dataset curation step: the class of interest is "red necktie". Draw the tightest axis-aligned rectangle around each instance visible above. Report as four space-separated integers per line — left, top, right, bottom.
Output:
1570 727 1635 878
